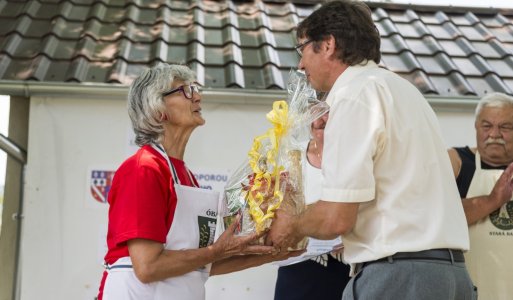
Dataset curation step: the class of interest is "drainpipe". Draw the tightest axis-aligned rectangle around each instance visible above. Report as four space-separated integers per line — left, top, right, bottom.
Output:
0 133 26 300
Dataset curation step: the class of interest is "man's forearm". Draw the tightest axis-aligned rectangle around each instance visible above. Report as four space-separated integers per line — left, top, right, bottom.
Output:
210 254 270 276
297 200 358 239
210 251 302 276
462 196 503 225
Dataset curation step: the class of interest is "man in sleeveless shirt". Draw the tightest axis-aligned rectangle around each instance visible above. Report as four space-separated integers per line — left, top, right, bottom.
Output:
448 92 513 300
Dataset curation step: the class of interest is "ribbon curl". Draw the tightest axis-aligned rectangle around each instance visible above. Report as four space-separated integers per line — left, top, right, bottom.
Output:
247 100 289 234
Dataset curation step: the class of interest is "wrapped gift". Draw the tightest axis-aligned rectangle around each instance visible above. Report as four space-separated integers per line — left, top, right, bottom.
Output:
222 70 329 250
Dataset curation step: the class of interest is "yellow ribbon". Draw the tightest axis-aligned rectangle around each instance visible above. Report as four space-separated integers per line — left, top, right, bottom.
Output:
246 100 289 234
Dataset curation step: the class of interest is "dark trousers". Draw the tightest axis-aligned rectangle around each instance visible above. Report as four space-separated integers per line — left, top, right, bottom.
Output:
274 255 351 300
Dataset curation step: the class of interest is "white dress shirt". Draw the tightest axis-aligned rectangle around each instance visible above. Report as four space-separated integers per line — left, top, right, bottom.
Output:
321 60 469 264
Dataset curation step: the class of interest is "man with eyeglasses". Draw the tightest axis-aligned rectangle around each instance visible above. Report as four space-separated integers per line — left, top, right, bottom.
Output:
448 92 513 300
266 1 475 299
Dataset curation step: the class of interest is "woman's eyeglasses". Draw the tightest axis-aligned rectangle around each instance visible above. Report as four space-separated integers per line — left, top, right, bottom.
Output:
162 84 202 99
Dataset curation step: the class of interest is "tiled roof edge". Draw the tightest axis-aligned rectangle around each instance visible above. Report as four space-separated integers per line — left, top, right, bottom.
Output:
366 2 513 16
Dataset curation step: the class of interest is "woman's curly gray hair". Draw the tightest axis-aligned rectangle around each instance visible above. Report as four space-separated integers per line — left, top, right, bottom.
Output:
128 63 196 146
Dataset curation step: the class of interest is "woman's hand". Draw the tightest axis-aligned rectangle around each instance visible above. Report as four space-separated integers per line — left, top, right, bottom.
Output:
211 215 275 261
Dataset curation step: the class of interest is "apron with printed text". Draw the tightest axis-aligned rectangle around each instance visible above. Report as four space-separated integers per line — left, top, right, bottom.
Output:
465 151 513 300
102 144 219 300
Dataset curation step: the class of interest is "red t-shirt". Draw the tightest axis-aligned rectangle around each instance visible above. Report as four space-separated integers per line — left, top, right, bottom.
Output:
103 144 198 265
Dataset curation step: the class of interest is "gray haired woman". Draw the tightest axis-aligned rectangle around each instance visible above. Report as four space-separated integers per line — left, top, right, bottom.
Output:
98 63 297 300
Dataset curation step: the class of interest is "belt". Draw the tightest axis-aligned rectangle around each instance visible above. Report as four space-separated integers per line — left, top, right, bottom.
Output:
363 249 464 268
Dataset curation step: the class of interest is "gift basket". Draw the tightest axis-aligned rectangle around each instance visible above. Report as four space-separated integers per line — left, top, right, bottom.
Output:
222 70 330 250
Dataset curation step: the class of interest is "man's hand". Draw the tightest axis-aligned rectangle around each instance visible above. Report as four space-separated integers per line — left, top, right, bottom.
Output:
464 162 513 225
489 162 513 207
265 209 304 251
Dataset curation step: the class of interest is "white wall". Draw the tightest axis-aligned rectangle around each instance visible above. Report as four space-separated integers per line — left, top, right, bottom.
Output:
19 95 476 300
435 109 476 149
21 96 127 300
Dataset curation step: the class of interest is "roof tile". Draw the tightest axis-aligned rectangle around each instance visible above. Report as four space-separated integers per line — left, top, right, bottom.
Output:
0 2 25 18
417 56 446 74
488 26 513 42
416 11 443 25
454 37 477 55
439 39 467 56
467 74 512 95
480 13 511 27
471 41 502 58
434 53 460 74
395 23 422 38
224 62 245 88
449 13 475 26
376 18 399 37
441 22 462 39
488 57 513 76
381 51 421 73
1 0 513 97
404 37 435 55
488 39 513 57
452 57 483 76
430 72 476 96
426 24 454 39
398 70 437 94
504 78 513 93
386 9 411 23
433 11 450 24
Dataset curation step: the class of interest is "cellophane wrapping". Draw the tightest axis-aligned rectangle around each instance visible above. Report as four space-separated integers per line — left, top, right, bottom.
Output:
221 70 330 250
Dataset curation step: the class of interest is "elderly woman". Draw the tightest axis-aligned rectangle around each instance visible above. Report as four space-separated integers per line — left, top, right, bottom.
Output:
97 64 294 300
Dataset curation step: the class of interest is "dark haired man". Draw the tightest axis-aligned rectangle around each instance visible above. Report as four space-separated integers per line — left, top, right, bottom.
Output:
267 1 475 299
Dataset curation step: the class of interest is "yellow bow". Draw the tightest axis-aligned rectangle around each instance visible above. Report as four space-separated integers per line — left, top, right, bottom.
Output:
246 101 289 234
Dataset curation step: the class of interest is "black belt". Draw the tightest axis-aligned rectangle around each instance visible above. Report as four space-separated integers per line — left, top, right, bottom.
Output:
364 249 464 268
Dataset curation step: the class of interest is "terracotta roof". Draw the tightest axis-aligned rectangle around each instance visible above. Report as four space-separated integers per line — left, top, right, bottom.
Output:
1 0 513 97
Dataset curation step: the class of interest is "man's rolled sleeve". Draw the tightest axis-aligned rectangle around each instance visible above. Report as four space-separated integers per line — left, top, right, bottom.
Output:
321 187 375 203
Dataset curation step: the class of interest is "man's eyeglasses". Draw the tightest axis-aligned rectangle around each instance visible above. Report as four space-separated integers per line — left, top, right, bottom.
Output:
162 84 202 99
295 39 313 57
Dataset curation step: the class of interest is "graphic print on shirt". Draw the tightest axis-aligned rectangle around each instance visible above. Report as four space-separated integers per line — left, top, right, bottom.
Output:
490 202 513 230
198 215 217 248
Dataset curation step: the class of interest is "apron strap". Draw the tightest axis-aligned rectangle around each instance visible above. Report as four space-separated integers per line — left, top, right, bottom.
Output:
475 151 483 172
103 258 133 270
185 169 198 187
151 143 181 185
104 264 133 270
151 143 198 187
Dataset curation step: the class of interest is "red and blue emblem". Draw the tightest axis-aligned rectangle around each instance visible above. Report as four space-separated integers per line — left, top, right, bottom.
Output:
90 170 115 203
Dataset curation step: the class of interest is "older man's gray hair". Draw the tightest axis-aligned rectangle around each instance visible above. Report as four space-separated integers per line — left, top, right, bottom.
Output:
475 92 513 118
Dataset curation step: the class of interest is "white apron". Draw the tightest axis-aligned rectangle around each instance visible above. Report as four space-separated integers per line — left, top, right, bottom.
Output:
465 151 513 300
103 144 219 300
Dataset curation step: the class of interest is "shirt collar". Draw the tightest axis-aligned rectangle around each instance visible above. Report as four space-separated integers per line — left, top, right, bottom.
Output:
325 60 378 107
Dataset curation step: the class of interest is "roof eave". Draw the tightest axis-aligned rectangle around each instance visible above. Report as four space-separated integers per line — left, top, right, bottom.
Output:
366 1 513 14
0 80 479 109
